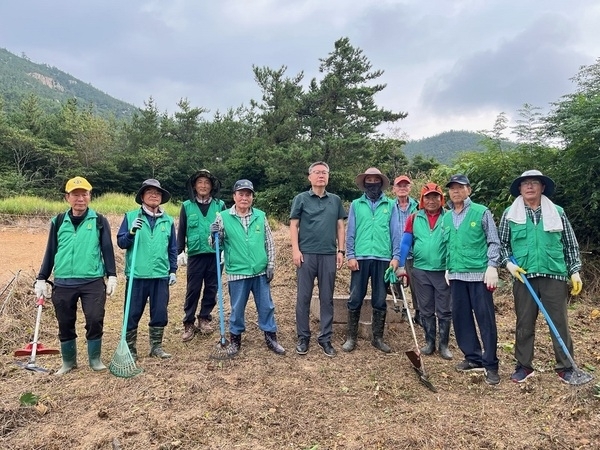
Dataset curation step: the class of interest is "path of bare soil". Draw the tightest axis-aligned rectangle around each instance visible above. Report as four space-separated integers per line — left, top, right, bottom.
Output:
0 217 599 450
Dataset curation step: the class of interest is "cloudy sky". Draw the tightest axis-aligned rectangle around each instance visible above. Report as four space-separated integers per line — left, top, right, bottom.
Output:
1 1 598 140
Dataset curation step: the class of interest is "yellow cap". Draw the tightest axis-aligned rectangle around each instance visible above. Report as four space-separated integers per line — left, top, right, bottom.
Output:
65 176 93 193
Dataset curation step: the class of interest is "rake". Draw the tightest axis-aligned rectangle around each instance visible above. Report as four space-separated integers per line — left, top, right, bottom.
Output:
509 256 593 386
109 226 143 378
209 231 234 362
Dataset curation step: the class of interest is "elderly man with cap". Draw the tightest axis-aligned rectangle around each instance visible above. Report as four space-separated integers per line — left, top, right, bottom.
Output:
177 169 226 342
35 176 117 375
392 174 420 325
442 174 501 385
117 179 178 360
209 179 285 356
397 183 452 359
343 167 400 353
498 170 583 384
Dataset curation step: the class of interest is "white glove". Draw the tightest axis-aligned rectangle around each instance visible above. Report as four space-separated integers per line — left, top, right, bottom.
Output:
484 266 498 290
106 276 118 296
177 252 188 267
395 266 407 278
444 270 450 286
570 273 582 295
169 273 177 285
34 280 50 299
506 262 526 283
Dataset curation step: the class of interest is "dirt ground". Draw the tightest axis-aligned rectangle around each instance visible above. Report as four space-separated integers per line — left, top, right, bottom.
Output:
1 217 599 450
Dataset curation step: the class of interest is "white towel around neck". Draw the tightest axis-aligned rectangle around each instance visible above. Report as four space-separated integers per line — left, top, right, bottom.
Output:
505 195 563 232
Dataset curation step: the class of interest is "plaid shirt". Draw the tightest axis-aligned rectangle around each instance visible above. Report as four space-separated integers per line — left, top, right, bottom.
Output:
498 204 581 280
213 205 275 282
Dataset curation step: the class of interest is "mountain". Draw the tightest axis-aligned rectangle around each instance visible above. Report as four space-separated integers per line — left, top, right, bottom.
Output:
0 47 138 119
402 130 489 164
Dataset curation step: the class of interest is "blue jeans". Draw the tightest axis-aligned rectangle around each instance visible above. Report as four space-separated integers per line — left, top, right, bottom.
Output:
228 275 277 335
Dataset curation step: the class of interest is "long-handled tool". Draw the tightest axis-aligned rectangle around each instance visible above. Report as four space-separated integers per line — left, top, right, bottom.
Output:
209 232 234 361
14 295 59 373
109 226 143 378
509 256 593 386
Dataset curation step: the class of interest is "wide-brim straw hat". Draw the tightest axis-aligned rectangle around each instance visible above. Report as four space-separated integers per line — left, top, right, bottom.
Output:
354 167 390 191
135 179 171 205
509 169 555 197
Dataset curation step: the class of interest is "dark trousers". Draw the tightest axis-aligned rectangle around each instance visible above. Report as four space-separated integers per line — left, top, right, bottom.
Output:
513 277 573 371
451 280 498 370
182 253 218 325
412 268 451 320
52 278 106 342
295 253 337 343
348 259 389 312
405 258 420 312
125 278 169 331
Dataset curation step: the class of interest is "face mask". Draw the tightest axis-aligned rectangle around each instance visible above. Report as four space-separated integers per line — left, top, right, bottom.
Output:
364 182 382 200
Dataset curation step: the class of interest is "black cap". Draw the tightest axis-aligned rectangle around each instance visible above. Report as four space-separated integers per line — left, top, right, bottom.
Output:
445 174 470 187
233 179 255 193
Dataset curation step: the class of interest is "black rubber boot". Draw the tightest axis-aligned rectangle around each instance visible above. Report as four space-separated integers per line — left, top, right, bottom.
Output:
264 331 285 355
87 339 107 371
438 318 453 360
371 309 391 353
413 309 422 327
421 316 436 355
342 309 361 352
228 333 242 356
56 339 77 376
125 329 138 361
149 326 172 359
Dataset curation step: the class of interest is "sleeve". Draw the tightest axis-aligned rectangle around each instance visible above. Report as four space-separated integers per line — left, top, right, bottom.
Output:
169 223 178 273
37 219 58 280
497 210 512 267
176 206 187 254
100 216 117 277
289 194 302 220
346 203 356 259
482 209 501 268
116 213 135 249
264 219 276 269
390 203 401 260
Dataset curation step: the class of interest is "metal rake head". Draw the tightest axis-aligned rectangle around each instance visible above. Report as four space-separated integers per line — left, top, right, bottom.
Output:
209 337 234 361
109 340 143 378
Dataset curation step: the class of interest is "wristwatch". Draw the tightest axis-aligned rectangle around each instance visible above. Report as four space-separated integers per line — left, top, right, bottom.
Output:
337 249 346 256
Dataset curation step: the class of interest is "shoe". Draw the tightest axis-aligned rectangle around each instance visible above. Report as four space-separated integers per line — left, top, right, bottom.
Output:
510 365 535 383
264 331 285 355
296 337 309 355
557 368 574 384
455 359 484 372
318 341 336 357
196 318 214 335
485 369 500 385
181 324 195 342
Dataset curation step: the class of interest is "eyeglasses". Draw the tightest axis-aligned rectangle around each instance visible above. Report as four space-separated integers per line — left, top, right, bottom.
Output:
520 180 541 187
311 170 329 175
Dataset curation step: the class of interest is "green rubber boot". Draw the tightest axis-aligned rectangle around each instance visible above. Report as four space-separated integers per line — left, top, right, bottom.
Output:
87 339 107 371
55 339 77 376
125 329 138 361
149 326 172 359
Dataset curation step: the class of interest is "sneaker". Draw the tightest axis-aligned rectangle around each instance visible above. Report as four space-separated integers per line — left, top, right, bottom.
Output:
557 368 574 384
318 341 336 357
181 324 195 342
455 359 484 372
485 369 500 385
197 318 214 334
296 337 309 355
510 366 535 383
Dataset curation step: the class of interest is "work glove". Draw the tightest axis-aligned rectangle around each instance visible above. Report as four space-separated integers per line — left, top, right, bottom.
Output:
484 266 498 291
34 279 51 299
506 261 527 283
130 217 143 235
395 266 407 278
444 270 450 286
169 273 177 285
266 267 274 283
210 222 220 235
570 273 582 295
384 266 398 284
177 252 188 267
106 276 118 296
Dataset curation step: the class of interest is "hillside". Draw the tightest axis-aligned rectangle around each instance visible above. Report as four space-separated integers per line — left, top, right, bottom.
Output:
0 47 138 119
402 130 488 164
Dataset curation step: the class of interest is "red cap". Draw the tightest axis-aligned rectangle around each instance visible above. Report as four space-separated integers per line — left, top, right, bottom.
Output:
394 175 411 185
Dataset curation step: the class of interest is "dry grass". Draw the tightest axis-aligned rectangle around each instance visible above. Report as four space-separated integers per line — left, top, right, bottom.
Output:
1 220 599 450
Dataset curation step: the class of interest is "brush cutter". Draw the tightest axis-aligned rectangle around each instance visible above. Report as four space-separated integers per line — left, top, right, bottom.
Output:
209 232 233 361
109 223 143 378
14 295 59 373
509 256 593 386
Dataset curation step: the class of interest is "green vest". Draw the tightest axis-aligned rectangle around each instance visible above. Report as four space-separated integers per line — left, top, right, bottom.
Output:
352 195 394 259
54 208 105 278
443 202 488 273
507 205 567 276
182 199 225 256
221 209 268 276
412 210 446 271
124 210 174 278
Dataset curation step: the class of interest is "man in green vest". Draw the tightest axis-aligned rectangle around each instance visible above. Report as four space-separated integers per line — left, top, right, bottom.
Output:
397 183 452 359
117 179 178 361
209 179 285 356
442 174 501 385
499 170 583 384
343 167 400 354
35 176 117 375
177 170 226 342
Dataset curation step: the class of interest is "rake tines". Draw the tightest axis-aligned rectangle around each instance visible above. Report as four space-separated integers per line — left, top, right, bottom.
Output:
109 339 142 379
